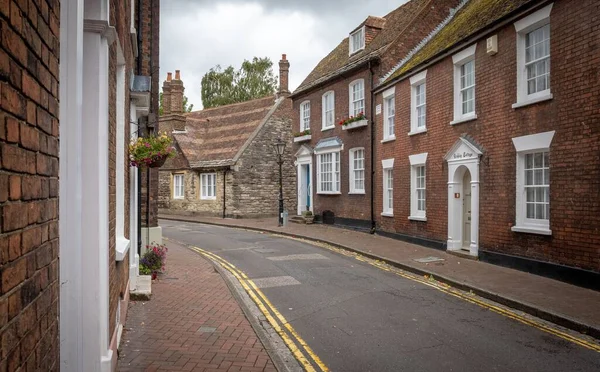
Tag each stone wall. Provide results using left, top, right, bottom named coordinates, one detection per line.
left=0, top=1, right=60, bottom=369
left=233, top=98, right=297, bottom=217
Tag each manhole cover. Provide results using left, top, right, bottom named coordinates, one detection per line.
left=197, top=326, right=217, bottom=333
left=413, top=256, right=445, bottom=263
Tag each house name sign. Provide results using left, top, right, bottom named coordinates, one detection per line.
left=452, top=151, right=476, bottom=160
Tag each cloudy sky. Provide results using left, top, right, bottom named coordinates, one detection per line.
left=160, top=0, right=408, bottom=110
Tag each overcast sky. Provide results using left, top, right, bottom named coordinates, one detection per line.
left=160, top=0, right=408, bottom=110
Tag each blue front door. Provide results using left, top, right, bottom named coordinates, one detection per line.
left=305, top=164, right=311, bottom=210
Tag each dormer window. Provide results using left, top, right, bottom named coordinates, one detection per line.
left=349, top=27, right=365, bottom=55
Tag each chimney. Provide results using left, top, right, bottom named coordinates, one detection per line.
left=170, top=69, right=184, bottom=114
left=278, top=54, right=290, bottom=97
left=162, top=72, right=172, bottom=115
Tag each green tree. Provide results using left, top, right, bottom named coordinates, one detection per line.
left=201, top=57, right=277, bottom=109
left=158, top=92, right=194, bottom=115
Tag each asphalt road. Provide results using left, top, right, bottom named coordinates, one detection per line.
left=160, top=220, right=600, bottom=372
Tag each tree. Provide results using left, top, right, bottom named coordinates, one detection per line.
left=201, top=57, right=278, bottom=109
left=158, top=92, right=194, bottom=115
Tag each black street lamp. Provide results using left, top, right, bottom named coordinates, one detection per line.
left=273, top=139, right=286, bottom=227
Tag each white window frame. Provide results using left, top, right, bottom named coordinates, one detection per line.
left=349, top=148, right=365, bottom=194
left=173, top=174, right=184, bottom=199
left=349, top=26, right=365, bottom=55
left=322, top=91, right=335, bottom=130
left=349, top=79, right=365, bottom=117
left=315, top=146, right=342, bottom=195
left=382, top=87, right=395, bottom=142
left=381, top=158, right=394, bottom=217
left=451, top=44, right=477, bottom=124
left=200, top=173, right=217, bottom=200
left=409, top=153, right=428, bottom=221
left=300, top=101, right=310, bottom=131
left=409, top=70, right=427, bottom=135
left=511, top=131, right=555, bottom=235
left=513, top=3, right=553, bottom=108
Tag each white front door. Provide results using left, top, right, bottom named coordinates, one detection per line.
left=296, top=155, right=313, bottom=216
left=462, top=171, right=472, bottom=250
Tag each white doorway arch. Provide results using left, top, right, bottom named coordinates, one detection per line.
left=445, top=137, right=483, bottom=256
left=295, top=145, right=314, bottom=216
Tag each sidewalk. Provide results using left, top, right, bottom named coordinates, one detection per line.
left=117, top=240, right=277, bottom=372
left=159, top=213, right=600, bottom=339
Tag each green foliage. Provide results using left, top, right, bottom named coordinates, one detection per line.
left=129, top=132, right=176, bottom=167
left=201, top=57, right=278, bottom=109
left=158, top=92, right=194, bottom=116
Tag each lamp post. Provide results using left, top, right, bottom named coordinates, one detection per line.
left=273, top=139, right=286, bottom=227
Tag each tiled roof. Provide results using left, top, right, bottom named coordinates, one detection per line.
left=293, top=0, right=429, bottom=95
left=173, top=96, right=280, bottom=169
left=381, top=0, right=535, bottom=85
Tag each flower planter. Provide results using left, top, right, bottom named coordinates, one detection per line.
left=294, top=134, right=312, bottom=143
left=148, top=155, right=168, bottom=168
left=342, top=119, right=368, bottom=130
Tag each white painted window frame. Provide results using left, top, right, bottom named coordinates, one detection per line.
left=322, top=91, right=335, bottom=130
left=511, top=131, right=555, bottom=235
left=349, top=26, right=365, bottom=55
left=409, top=153, right=428, bottom=221
left=315, top=146, right=342, bottom=195
left=349, top=79, right=365, bottom=117
left=381, top=158, right=394, bottom=217
left=173, top=174, right=185, bottom=199
left=409, top=70, right=427, bottom=135
left=451, top=44, right=477, bottom=124
left=300, top=100, right=311, bottom=131
left=349, top=147, right=365, bottom=194
left=382, top=87, right=395, bottom=141
left=513, top=3, right=554, bottom=108
left=201, top=173, right=217, bottom=200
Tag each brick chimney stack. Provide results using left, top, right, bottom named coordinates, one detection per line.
left=170, top=69, right=184, bottom=114
left=278, top=54, right=290, bottom=97
left=162, top=72, right=172, bottom=115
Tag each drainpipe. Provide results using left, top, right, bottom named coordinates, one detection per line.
left=222, top=169, right=228, bottom=218
left=368, top=60, right=376, bottom=234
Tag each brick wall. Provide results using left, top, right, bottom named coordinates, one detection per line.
left=374, top=0, right=600, bottom=272
left=0, top=1, right=60, bottom=370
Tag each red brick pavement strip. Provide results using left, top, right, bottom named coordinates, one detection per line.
left=117, top=241, right=278, bottom=372
left=159, top=214, right=600, bottom=339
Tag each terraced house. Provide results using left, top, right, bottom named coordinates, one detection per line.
left=372, top=0, right=599, bottom=285
left=1, top=0, right=159, bottom=370
left=290, top=0, right=465, bottom=229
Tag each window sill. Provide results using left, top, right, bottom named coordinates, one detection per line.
left=321, top=127, right=334, bottom=132
left=450, top=114, right=477, bottom=126
left=512, top=93, right=553, bottom=109
left=200, top=197, right=217, bottom=201
left=294, top=134, right=312, bottom=143
left=408, top=128, right=427, bottom=136
left=348, top=191, right=365, bottom=195
left=408, top=215, right=427, bottom=222
left=381, top=212, right=394, bottom=217
left=173, top=197, right=184, bottom=200
left=317, top=191, right=341, bottom=195
left=381, top=136, right=396, bottom=143
left=511, top=225, right=552, bottom=236
left=116, top=237, right=131, bottom=262
left=342, top=119, right=368, bottom=131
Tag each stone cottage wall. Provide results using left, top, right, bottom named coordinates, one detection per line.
left=232, top=99, right=297, bottom=217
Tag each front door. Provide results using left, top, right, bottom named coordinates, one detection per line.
left=462, top=171, right=472, bottom=250
left=305, top=164, right=311, bottom=211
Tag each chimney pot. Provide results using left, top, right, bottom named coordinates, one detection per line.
left=175, top=70, right=181, bottom=80
left=282, top=54, right=286, bottom=60
left=167, top=72, right=172, bottom=82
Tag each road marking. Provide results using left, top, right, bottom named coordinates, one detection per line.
left=177, top=242, right=329, bottom=372
left=252, top=276, right=302, bottom=289
left=271, top=235, right=600, bottom=353
left=267, top=253, right=329, bottom=261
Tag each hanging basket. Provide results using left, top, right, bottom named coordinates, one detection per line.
left=148, top=155, right=168, bottom=168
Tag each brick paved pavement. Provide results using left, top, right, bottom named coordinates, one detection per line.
left=117, top=240, right=277, bottom=372
left=159, top=214, right=600, bottom=339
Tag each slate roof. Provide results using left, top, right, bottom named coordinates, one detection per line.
left=381, top=0, right=536, bottom=85
left=292, top=0, right=429, bottom=96
left=173, top=95, right=280, bottom=169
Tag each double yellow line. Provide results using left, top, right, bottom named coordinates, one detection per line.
left=275, top=235, right=600, bottom=353
left=187, top=244, right=329, bottom=372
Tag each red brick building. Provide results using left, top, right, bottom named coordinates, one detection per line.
left=290, top=0, right=463, bottom=229
left=0, top=0, right=159, bottom=370
left=373, top=0, right=599, bottom=284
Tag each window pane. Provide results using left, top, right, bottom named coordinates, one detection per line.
left=527, top=203, right=535, bottom=218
